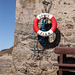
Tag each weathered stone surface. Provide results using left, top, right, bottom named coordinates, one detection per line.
left=66, top=24, right=74, bottom=29
left=72, top=17, right=75, bottom=22
left=29, top=62, right=38, bottom=67
left=51, top=53, right=58, bottom=61
left=0, top=55, right=14, bottom=75
left=12, top=0, right=75, bottom=75
left=65, top=31, right=72, bottom=36
left=67, top=36, right=75, bottom=43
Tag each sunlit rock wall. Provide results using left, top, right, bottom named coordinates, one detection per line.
left=12, top=0, right=75, bottom=75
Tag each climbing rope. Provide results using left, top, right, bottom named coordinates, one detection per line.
left=32, top=18, right=48, bottom=57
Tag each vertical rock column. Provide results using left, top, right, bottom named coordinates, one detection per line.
left=12, top=0, right=75, bottom=75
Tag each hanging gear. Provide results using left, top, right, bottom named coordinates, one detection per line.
left=33, top=13, right=57, bottom=37
left=42, top=0, right=50, bottom=6
left=32, top=17, right=61, bottom=56
left=32, top=1, right=60, bottom=56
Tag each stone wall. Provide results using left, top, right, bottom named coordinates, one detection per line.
left=12, top=0, right=75, bottom=75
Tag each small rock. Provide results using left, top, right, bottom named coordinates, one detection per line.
left=51, top=53, right=57, bottom=61
left=65, top=32, right=72, bottom=36
left=64, top=2, right=67, bottom=5
left=40, top=64, right=47, bottom=71
left=67, top=37, right=75, bottom=43
left=72, top=17, right=75, bottom=22
left=35, top=73, right=41, bottom=75
left=21, top=38, right=26, bottom=41
left=29, top=63, right=38, bottom=67
left=66, top=24, right=74, bottom=29
left=28, top=73, right=33, bottom=75
left=19, top=68, right=26, bottom=73
left=26, top=54, right=32, bottom=60
left=64, top=12, right=67, bottom=14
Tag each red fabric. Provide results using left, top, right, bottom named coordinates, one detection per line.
left=33, top=17, right=39, bottom=33
left=33, top=16, right=57, bottom=33
left=50, top=16, right=57, bottom=32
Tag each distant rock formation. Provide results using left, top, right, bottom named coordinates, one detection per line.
left=0, top=46, right=13, bottom=56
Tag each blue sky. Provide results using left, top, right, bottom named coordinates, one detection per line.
left=0, top=0, right=16, bottom=51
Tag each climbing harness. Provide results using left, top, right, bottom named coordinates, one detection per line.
left=33, top=13, right=57, bottom=37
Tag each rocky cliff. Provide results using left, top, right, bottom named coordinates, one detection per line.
left=12, top=0, right=75, bottom=75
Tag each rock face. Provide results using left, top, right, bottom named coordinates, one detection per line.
left=0, top=55, right=13, bottom=75
left=12, top=0, right=75, bottom=75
